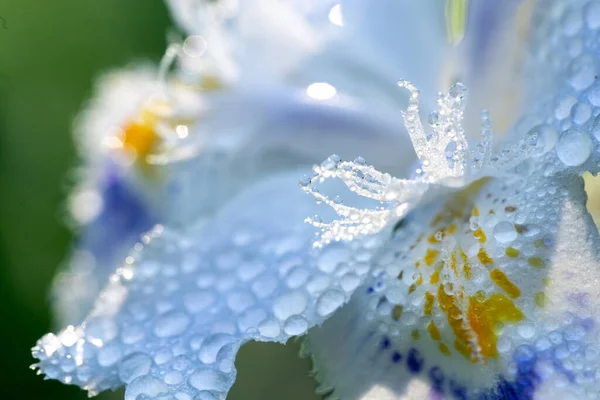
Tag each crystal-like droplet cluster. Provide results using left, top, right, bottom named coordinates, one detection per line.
left=302, top=81, right=551, bottom=247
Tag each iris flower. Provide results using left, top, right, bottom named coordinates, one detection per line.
left=32, top=0, right=600, bottom=399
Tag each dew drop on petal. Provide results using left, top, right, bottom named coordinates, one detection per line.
left=316, top=290, right=345, bottom=317
left=493, top=221, right=518, bottom=243
left=188, top=368, right=229, bottom=392
left=258, top=319, right=280, bottom=338
left=118, top=353, right=153, bottom=384
left=125, top=376, right=168, bottom=400
left=556, top=128, right=593, bottom=166
left=567, top=54, right=598, bottom=90
left=199, top=334, right=235, bottom=364
left=97, top=344, right=122, bottom=367
left=154, top=311, right=190, bottom=338
left=284, top=315, right=309, bottom=336
left=273, top=291, right=307, bottom=321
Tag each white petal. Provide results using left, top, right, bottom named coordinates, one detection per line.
left=304, top=168, right=600, bottom=399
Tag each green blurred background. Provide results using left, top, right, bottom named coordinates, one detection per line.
left=0, top=1, right=317, bottom=398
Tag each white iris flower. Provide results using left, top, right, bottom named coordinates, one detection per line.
left=32, top=1, right=600, bottom=400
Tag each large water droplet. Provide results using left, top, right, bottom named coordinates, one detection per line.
left=199, top=334, right=236, bottom=364
left=556, top=129, right=593, bottom=166
left=118, top=353, right=153, bottom=384
left=258, top=319, right=280, bottom=338
left=493, top=221, right=518, bottom=243
left=154, top=311, right=190, bottom=338
left=585, top=1, right=600, bottom=29
left=97, top=344, right=122, bottom=367
left=125, top=376, right=168, bottom=400
left=316, top=290, right=345, bottom=317
left=273, top=291, right=307, bottom=320
left=284, top=316, right=309, bottom=336
left=188, top=368, right=229, bottom=392
left=567, top=55, right=598, bottom=91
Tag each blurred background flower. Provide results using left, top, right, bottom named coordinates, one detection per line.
left=0, top=1, right=317, bottom=399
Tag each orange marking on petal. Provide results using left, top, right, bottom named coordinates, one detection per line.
left=447, top=223, right=457, bottom=235
left=424, top=292, right=435, bottom=315
left=409, top=284, right=417, bottom=294
left=477, top=248, right=493, bottom=265
left=490, top=269, right=521, bottom=299
left=472, top=207, right=480, bottom=217
left=451, top=252, right=458, bottom=276
left=430, top=269, right=441, bottom=284
left=428, top=321, right=442, bottom=340
left=474, top=227, right=487, bottom=243
left=439, top=343, right=452, bottom=356
left=505, top=247, right=520, bottom=258
left=438, top=285, right=475, bottom=360
left=424, top=249, right=439, bottom=266
left=467, top=294, right=524, bottom=359
left=528, top=257, right=545, bottom=268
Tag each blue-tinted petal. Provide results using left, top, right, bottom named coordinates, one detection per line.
left=32, top=170, right=385, bottom=398
left=513, top=0, right=600, bottom=175
left=53, top=169, right=155, bottom=325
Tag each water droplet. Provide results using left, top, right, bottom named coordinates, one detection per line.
left=258, top=319, right=280, bottom=338
left=493, top=221, right=518, bottom=243
left=585, top=1, right=600, bottom=29
left=164, top=371, right=183, bottom=385
left=125, top=376, right=168, bottom=400
left=97, top=344, right=122, bottom=367
left=188, top=368, right=229, bottom=392
left=194, top=391, right=219, bottom=400
left=316, top=290, right=345, bottom=317
left=317, top=245, right=350, bottom=273
left=199, top=334, right=236, bottom=364
left=284, top=316, right=309, bottom=336
left=556, top=129, right=593, bottom=166
left=299, top=175, right=312, bottom=187
left=567, top=55, right=598, bottom=91
left=428, top=111, right=440, bottom=126
left=154, top=311, right=190, bottom=338
left=119, top=353, right=152, bottom=384
left=570, top=102, right=591, bottom=124
left=273, top=291, right=307, bottom=320
left=518, top=323, right=536, bottom=339
left=86, top=317, right=118, bottom=343
left=448, top=82, right=467, bottom=108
